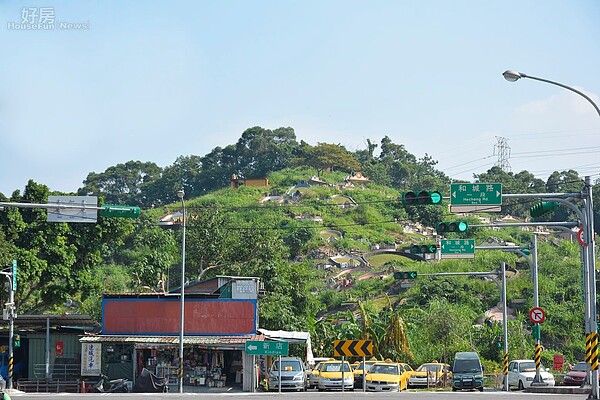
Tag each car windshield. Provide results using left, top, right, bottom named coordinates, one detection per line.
left=322, top=363, right=352, bottom=372
left=573, top=362, right=589, bottom=372
left=355, top=361, right=376, bottom=371
left=370, top=364, right=399, bottom=375
left=454, top=359, right=480, bottom=373
left=518, top=361, right=548, bottom=372
left=402, top=364, right=414, bottom=371
left=418, top=364, right=443, bottom=373
left=272, top=360, right=302, bottom=371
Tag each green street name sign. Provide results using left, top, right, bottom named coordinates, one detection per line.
left=450, top=183, right=502, bottom=212
left=245, top=340, right=289, bottom=356
left=441, top=239, right=475, bottom=259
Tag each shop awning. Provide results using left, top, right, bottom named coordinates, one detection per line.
left=79, top=334, right=265, bottom=350
left=257, top=328, right=314, bottom=364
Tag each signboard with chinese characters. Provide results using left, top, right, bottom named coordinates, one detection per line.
left=245, top=340, right=289, bottom=356
left=450, top=183, right=502, bottom=212
left=81, top=343, right=102, bottom=376
left=441, top=239, right=475, bottom=259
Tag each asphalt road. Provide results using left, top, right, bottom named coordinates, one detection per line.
left=5, top=390, right=591, bottom=400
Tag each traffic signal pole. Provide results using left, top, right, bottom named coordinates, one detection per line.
left=582, top=177, right=598, bottom=399
left=0, top=266, right=16, bottom=390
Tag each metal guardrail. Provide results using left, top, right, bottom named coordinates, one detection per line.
left=33, top=363, right=80, bottom=379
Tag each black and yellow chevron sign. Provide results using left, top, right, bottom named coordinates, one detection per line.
left=333, top=340, right=373, bottom=357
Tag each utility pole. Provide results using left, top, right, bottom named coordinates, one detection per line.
left=1, top=261, right=17, bottom=390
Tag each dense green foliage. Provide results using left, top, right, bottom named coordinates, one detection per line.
left=0, top=126, right=597, bottom=370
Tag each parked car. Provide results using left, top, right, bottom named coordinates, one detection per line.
left=352, top=359, right=378, bottom=389
left=268, top=356, right=307, bottom=392
left=408, top=362, right=451, bottom=388
left=399, top=362, right=414, bottom=380
left=317, top=360, right=354, bottom=391
left=563, top=362, right=590, bottom=386
left=307, top=361, right=324, bottom=389
left=452, top=352, right=484, bottom=392
left=507, top=359, right=555, bottom=389
left=365, top=361, right=410, bottom=392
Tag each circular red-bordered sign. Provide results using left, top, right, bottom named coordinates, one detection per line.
left=577, top=228, right=588, bottom=247
left=529, top=307, right=546, bottom=324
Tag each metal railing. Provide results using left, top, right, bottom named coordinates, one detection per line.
left=33, top=363, right=80, bottom=379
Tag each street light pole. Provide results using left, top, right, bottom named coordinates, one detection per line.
left=177, top=190, right=186, bottom=394
left=503, top=70, right=599, bottom=399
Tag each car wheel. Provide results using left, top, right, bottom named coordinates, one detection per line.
left=318, top=388, right=324, bottom=392
left=478, top=387, right=484, bottom=392
left=452, top=387, right=457, bottom=392
left=518, top=380, right=524, bottom=390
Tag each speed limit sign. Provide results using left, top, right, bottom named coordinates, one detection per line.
left=529, top=307, right=546, bottom=324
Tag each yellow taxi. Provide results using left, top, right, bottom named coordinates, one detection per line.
left=408, top=362, right=451, bottom=388
left=307, top=362, right=324, bottom=389
left=352, top=359, right=378, bottom=389
left=317, top=360, right=354, bottom=391
left=365, top=361, right=411, bottom=392
left=399, top=362, right=414, bottom=378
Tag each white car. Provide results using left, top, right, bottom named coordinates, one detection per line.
left=507, top=359, right=555, bottom=390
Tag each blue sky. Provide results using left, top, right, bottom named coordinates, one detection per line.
left=1, top=0, right=599, bottom=195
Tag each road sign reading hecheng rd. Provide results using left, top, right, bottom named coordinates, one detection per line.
left=441, top=239, right=475, bottom=259
left=450, top=183, right=502, bottom=212
left=245, top=340, right=289, bottom=356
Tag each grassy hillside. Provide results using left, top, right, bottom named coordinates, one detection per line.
left=164, top=167, right=586, bottom=369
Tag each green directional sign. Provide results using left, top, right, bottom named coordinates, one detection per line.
left=450, top=183, right=502, bottom=212
left=245, top=340, right=289, bottom=356
left=441, top=239, right=475, bottom=259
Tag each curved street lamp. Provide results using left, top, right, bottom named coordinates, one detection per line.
left=502, top=70, right=600, bottom=117
left=177, top=189, right=186, bottom=393
left=503, top=70, right=599, bottom=399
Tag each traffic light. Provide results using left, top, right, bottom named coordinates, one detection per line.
left=99, top=205, right=141, bottom=219
left=436, top=221, right=469, bottom=233
left=496, top=335, right=503, bottom=349
left=393, top=271, right=418, bottom=280
left=14, top=334, right=20, bottom=348
left=410, top=244, right=436, bottom=254
left=402, top=190, right=443, bottom=206
left=530, top=201, right=558, bottom=218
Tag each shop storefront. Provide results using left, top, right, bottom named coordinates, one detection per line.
left=81, top=276, right=262, bottom=392
left=80, top=334, right=261, bottom=390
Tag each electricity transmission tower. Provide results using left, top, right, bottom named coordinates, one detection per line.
left=494, top=136, right=511, bottom=172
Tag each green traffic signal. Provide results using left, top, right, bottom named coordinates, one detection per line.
left=410, top=244, right=436, bottom=254
left=530, top=201, right=558, bottom=218
left=14, top=333, right=20, bottom=348
left=402, top=190, right=443, bottom=206
left=437, top=221, right=469, bottom=233
left=99, top=205, right=141, bottom=219
left=393, top=271, right=418, bottom=280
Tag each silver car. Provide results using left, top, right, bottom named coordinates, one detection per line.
left=268, top=357, right=307, bottom=392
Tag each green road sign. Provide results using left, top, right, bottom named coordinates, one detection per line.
left=245, top=340, right=289, bottom=356
left=441, top=239, right=475, bottom=259
left=450, top=183, right=502, bottom=212
left=532, top=325, right=541, bottom=340
left=12, top=260, right=17, bottom=291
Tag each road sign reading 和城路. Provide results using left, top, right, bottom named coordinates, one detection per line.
left=450, top=183, right=502, bottom=212
left=245, top=340, right=289, bottom=356
left=440, top=239, right=475, bottom=259
left=333, top=340, right=373, bottom=357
